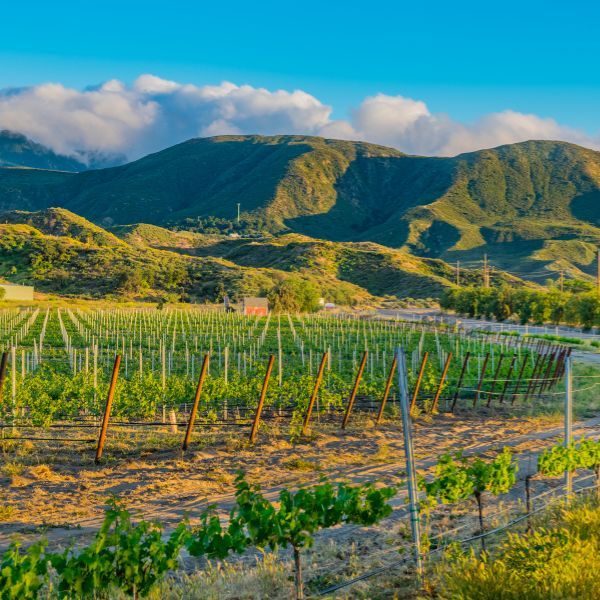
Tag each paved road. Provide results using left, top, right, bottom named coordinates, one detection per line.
left=376, top=308, right=600, bottom=366
left=377, top=308, right=600, bottom=343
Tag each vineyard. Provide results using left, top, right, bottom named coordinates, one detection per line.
left=0, top=305, right=595, bottom=598
left=0, top=306, right=569, bottom=454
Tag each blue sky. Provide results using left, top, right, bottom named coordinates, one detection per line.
left=1, top=0, right=599, bottom=159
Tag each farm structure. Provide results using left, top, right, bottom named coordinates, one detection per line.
left=1, top=304, right=592, bottom=600
left=242, top=296, right=269, bottom=316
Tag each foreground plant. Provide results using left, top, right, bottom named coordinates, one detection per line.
left=52, top=500, right=189, bottom=599
left=437, top=499, right=600, bottom=600
left=0, top=540, right=49, bottom=600
left=187, top=473, right=397, bottom=599
left=420, top=448, right=518, bottom=550
left=538, top=437, right=600, bottom=501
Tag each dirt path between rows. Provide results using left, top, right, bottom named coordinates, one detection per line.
left=2, top=409, right=598, bottom=552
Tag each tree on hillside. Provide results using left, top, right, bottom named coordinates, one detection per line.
left=573, top=292, right=600, bottom=330
left=268, top=279, right=320, bottom=313
left=115, top=267, right=147, bottom=294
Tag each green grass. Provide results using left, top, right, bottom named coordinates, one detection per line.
left=435, top=496, right=600, bottom=599
left=523, top=333, right=585, bottom=345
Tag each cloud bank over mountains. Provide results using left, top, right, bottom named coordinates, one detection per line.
left=0, top=74, right=597, bottom=163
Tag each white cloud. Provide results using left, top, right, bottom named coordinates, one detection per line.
left=0, top=75, right=597, bottom=163
left=328, top=94, right=600, bottom=156
left=0, top=76, right=332, bottom=163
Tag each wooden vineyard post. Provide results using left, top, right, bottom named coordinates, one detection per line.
left=537, top=350, right=555, bottom=395
left=409, top=352, right=429, bottom=413
left=536, top=350, right=548, bottom=393
left=557, top=347, right=572, bottom=380
left=523, top=353, right=542, bottom=403
left=249, top=355, right=275, bottom=444
left=301, top=352, right=328, bottom=436
left=550, top=348, right=566, bottom=388
left=451, top=352, right=470, bottom=412
left=182, top=354, right=209, bottom=451
left=341, top=350, right=368, bottom=430
left=95, top=355, right=121, bottom=464
left=375, top=355, right=397, bottom=426
left=499, top=354, right=517, bottom=404
left=430, top=352, right=452, bottom=414
left=472, top=352, right=490, bottom=407
left=525, top=474, right=533, bottom=532
left=511, top=354, right=529, bottom=405
left=486, top=353, right=504, bottom=408
left=544, top=349, right=561, bottom=393
left=10, top=347, right=15, bottom=419
left=0, top=351, right=8, bottom=405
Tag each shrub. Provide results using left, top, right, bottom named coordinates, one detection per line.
left=437, top=502, right=600, bottom=599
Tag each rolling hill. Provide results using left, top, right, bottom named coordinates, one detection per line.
left=1, top=134, right=600, bottom=293
left=1, top=208, right=484, bottom=302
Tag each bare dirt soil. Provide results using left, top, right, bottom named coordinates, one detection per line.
left=2, top=405, right=597, bottom=553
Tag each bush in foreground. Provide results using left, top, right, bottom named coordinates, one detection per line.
left=436, top=499, right=600, bottom=599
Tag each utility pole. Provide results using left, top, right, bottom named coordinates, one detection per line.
left=237, top=203, right=241, bottom=225
left=456, top=260, right=460, bottom=287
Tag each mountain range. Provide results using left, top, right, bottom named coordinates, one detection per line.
left=0, top=130, right=125, bottom=172
left=1, top=132, right=600, bottom=301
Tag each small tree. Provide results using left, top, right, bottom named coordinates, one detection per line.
left=420, top=449, right=518, bottom=551
left=268, top=279, right=320, bottom=313
left=577, top=438, right=600, bottom=500
left=467, top=448, right=518, bottom=549
left=188, top=473, right=396, bottom=599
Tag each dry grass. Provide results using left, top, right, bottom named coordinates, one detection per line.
left=156, top=555, right=292, bottom=600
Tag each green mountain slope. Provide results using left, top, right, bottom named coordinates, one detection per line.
left=2, top=135, right=600, bottom=283
left=0, top=166, right=73, bottom=211
left=57, top=135, right=404, bottom=228
left=110, top=224, right=525, bottom=298
left=0, top=130, right=87, bottom=171
left=0, top=209, right=298, bottom=301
